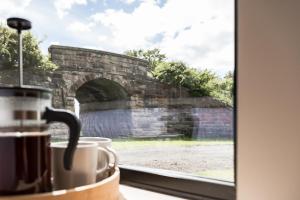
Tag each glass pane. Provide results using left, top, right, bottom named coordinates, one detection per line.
left=0, top=0, right=234, bottom=183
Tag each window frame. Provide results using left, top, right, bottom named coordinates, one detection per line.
left=118, top=0, right=237, bottom=199
left=119, top=165, right=235, bottom=200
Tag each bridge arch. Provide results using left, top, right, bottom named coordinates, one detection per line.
left=69, top=73, right=130, bottom=97
left=75, top=77, right=129, bottom=104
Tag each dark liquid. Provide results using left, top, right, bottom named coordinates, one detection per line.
left=0, top=134, right=51, bottom=195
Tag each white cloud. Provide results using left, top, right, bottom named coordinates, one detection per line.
left=119, top=0, right=136, bottom=4
left=67, top=21, right=92, bottom=33
left=54, top=0, right=88, bottom=18
left=89, top=0, right=234, bottom=75
left=50, top=41, right=60, bottom=45
left=97, top=35, right=108, bottom=42
left=0, top=0, right=32, bottom=21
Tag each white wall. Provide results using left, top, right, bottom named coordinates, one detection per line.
left=237, top=0, right=300, bottom=199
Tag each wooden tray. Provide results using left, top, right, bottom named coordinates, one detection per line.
left=0, top=169, right=120, bottom=200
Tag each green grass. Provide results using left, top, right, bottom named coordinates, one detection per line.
left=112, top=138, right=233, bottom=150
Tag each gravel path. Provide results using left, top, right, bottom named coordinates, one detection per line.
left=116, top=144, right=234, bottom=181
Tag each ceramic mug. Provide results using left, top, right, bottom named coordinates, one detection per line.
left=80, top=137, right=119, bottom=180
left=51, top=141, right=110, bottom=190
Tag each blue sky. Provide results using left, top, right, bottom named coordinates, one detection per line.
left=0, top=0, right=234, bottom=77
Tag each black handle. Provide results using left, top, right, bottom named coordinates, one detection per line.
left=42, top=107, right=81, bottom=170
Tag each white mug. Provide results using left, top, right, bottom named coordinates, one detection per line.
left=80, top=137, right=119, bottom=180
left=51, top=141, right=110, bottom=190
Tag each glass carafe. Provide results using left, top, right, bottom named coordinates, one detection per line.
left=0, top=86, right=81, bottom=195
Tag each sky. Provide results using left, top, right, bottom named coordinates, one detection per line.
left=0, top=0, right=234, bottom=77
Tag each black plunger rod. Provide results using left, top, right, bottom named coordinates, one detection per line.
left=7, top=18, right=32, bottom=87
left=18, top=30, right=23, bottom=86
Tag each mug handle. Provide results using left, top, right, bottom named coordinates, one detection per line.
left=96, top=147, right=110, bottom=175
left=42, top=107, right=81, bottom=170
left=106, top=147, right=119, bottom=170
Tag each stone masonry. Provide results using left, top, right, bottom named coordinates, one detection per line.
left=0, top=45, right=233, bottom=139
left=80, top=98, right=233, bottom=139
left=48, top=45, right=190, bottom=111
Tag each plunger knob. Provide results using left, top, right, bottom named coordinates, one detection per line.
left=7, top=17, right=31, bottom=33
left=7, top=17, right=32, bottom=87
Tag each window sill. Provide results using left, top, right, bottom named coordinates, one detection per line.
left=119, top=165, right=235, bottom=200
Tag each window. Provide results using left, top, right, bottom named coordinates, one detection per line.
left=0, top=0, right=235, bottom=199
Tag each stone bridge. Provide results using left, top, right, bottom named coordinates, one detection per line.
left=0, top=45, right=233, bottom=139
left=48, top=45, right=189, bottom=111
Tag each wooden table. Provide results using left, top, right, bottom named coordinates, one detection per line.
left=0, top=169, right=184, bottom=200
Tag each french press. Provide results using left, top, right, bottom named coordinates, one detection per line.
left=0, top=18, right=81, bottom=195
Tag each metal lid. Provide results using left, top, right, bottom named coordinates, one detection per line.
left=7, top=18, right=32, bottom=32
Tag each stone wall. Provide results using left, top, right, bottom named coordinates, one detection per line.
left=80, top=107, right=233, bottom=139
left=79, top=97, right=233, bottom=139
left=192, top=108, right=233, bottom=138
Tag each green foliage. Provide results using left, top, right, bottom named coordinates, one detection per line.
left=0, top=25, right=57, bottom=71
left=125, top=48, right=233, bottom=105
left=154, top=62, right=226, bottom=98
left=153, top=61, right=188, bottom=86
left=125, top=48, right=166, bottom=74
left=186, top=69, right=220, bottom=97
left=212, top=79, right=233, bottom=105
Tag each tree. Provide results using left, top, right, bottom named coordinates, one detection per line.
left=223, top=71, right=234, bottom=98
left=187, top=69, right=219, bottom=97
left=210, top=71, right=234, bottom=105
left=124, top=48, right=166, bottom=74
left=125, top=48, right=233, bottom=105
left=0, top=25, right=57, bottom=71
left=153, top=61, right=219, bottom=97
left=153, top=61, right=188, bottom=86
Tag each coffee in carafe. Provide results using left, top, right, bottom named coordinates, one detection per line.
left=0, top=133, right=51, bottom=194
left=0, top=18, right=81, bottom=195
left=0, top=87, right=81, bottom=195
